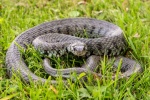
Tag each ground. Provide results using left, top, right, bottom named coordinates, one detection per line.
left=0, top=0, right=150, bottom=99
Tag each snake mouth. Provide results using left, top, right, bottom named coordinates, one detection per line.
left=73, top=51, right=87, bottom=56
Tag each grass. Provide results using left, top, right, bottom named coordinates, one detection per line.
left=0, top=0, right=150, bottom=99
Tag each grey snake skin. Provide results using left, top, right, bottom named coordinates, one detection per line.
left=5, top=18, right=142, bottom=84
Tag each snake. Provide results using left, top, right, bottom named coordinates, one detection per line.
left=5, top=18, right=142, bottom=84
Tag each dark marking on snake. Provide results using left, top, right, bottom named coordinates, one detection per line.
left=65, top=25, right=70, bottom=34
left=57, top=27, right=61, bottom=33
left=90, top=26, right=96, bottom=34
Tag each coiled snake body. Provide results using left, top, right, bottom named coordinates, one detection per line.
left=5, top=18, right=142, bottom=84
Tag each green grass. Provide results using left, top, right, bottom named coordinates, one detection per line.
left=1, top=0, right=150, bottom=99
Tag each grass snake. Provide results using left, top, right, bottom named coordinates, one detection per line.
left=5, top=18, right=142, bottom=84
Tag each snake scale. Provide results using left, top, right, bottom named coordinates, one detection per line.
left=5, top=18, right=142, bottom=84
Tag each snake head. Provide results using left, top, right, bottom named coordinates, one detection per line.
left=67, top=42, right=87, bottom=56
